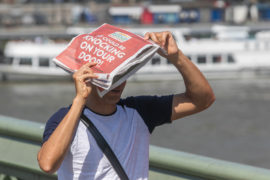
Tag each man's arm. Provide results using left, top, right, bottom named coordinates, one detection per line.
left=144, top=32, right=215, bottom=121
left=170, top=50, right=215, bottom=120
left=37, top=62, right=98, bottom=174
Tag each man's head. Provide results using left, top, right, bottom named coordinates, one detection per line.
left=91, top=81, right=127, bottom=106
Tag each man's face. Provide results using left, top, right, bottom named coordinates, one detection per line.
left=101, top=81, right=127, bottom=105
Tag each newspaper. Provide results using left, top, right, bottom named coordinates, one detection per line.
left=53, top=23, right=160, bottom=97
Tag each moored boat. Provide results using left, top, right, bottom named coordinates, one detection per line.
left=1, top=26, right=269, bottom=81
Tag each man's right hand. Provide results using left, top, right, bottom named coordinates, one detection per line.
left=72, top=62, right=98, bottom=104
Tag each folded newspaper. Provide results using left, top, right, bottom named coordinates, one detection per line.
left=53, top=23, right=160, bottom=97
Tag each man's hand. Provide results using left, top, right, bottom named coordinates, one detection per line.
left=72, top=62, right=98, bottom=104
left=144, top=31, right=180, bottom=64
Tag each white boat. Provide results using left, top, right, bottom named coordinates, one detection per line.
left=1, top=25, right=269, bottom=81
left=127, top=25, right=270, bottom=80
left=0, top=41, right=69, bottom=80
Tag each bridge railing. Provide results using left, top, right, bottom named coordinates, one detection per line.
left=1, top=115, right=270, bottom=180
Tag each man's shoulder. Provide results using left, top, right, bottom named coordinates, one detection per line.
left=49, top=106, right=70, bottom=122
left=45, top=106, right=70, bottom=129
left=118, top=95, right=155, bottom=105
left=118, top=95, right=173, bottom=108
left=43, top=106, right=70, bottom=143
left=55, top=106, right=70, bottom=115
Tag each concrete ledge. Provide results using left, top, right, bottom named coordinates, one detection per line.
left=1, top=115, right=270, bottom=180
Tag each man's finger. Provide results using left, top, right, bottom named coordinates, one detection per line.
left=144, top=32, right=150, bottom=40
left=80, top=62, right=97, bottom=71
left=83, top=62, right=98, bottom=68
left=79, top=73, right=98, bottom=82
left=161, top=31, right=170, bottom=47
left=77, top=62, right=98, bottom=74
left=149, top=32, right=159, bottom=44
left=82, top=69, right=94, bottom=75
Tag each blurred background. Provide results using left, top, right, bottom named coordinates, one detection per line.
left=0, top=0, right=270, bottom=171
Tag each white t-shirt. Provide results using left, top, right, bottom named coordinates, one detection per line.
left=43, top=95, right=173, bottom=180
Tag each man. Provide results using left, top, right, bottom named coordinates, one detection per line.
left=38, top=31, right=215, bottom=180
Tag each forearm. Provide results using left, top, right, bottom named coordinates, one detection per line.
left=172, top=50, right=215, bottom=109
left=38, top=96, right=85, bottom=173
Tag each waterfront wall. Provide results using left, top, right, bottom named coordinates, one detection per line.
left=1, top=115, right=270, bottom=180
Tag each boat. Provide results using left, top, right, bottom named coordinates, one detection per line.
left=0, top=40, right=69, bottom=80
left=0, top=25, right=269, bottom=81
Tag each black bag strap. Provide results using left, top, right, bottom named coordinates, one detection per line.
left=81, top=113, right=129, bottom=180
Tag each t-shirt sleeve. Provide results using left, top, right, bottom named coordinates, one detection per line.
left=118, top=95, right=173, bottom=133
left=42, top=107, right=69, bottom=144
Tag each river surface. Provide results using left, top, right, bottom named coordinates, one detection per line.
left=0, top=77, right=270, bottom=169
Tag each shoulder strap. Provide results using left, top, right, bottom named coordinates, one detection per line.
left=81, top=113, right=129, bottom=180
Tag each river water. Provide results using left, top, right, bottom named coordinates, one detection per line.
left=0, top=77, right=270, bottom=169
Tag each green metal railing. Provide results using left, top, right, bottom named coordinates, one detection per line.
left=1, top=115, right=270, bottom=180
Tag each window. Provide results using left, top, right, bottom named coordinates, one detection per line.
left=227, top=55, right=235, bottom=63
left=2, top=57, right=13, bottom=64
left=151, top=57, right=161, bottom=65
left=213, top=55, right=222, bottom=63
left=197, top=55, right=206, bottom=64
left=39, top=57, right=50, bottom=67
left=19, top=58, right=32, bottom=65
